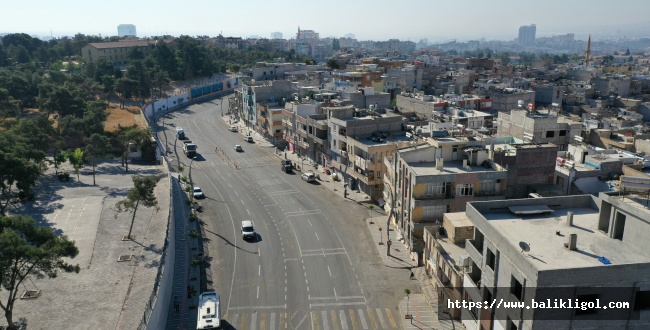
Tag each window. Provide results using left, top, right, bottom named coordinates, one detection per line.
left=456, top=184, right=474, bottom=196
left=546, top=130, right=555, bottom=138
left=510, top=276, right=523, bottom=301
left=480, top=180, right=496, bottom=193
left=425, top=182, right=445, bottom=195
left=559, top=130, right=566, bottom=136
left=575, top=294, right=599, bottom=315
left=486, top=249, right=496, bottom=270
left=423, top=205, right=446, bottom=219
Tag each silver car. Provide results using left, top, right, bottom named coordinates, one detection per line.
left=193, top=187, right=205, bottom=199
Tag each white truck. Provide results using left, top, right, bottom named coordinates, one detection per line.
left=183, top=141, right=197, bottom=158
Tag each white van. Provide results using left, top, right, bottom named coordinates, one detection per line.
left=197, top=292, right=220, bottom=329
left=241, top=220, right=255, bottom=240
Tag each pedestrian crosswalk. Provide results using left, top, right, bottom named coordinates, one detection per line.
left=224, top=307, right=399, bottom=330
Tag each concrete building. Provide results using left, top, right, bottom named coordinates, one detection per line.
left=590, top=75, right=632, bottom=98
left=387, top=138, right=507, bottom=260
left=327, top=106, right=409, bottom=199
left=423, top=212, right=474, bottom=319
left=496, top=109, right=582, bottom=151
left=533, top=84, right=562, bottom=107
left=486, top=88, right=536, bottom=113
left=80, top=39, right=171, bottom=67
left=491, top=142, right=561, bottom=198
left=242, top=80, right=293, bottom=130
left=461, top=194, right=650, bottom=330
left=517, top=24, right=536, bottom=46
left=117, top=24, right=136, bottom=37
left=270, top=32, right=283, bottom=39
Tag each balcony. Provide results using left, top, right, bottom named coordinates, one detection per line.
left=466, top=239, right=483, bottom=266
left=312, top=135, right=327, bottom=145
left=272, top=121, right=283, bottom=127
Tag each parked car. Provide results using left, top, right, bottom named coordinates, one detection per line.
left=301, top=172, right=316, bottom=182
left=244, top=136, right=253, bottom=143
left=241, top=220, right=255, bottom=240
left=230, top=126, right=238, bottom=132
left=193, top=187, right=205, bottom=199
left=234, top=145, right=243, bottom=152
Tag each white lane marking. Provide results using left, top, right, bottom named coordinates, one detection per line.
left=228, top=183, right=232, bottom=188
left=241, top=199, right=245, bottom=205
left=375, top=308, right=387, bottom=329
left=308, top=219, right=312, bottom=226
left=247, top=209, right=251, bottom=216
left=322, top=310, right=329, bottom=330
left=339, top=310, right=348, bottom=330
left=328, top=265, right=332, bottom=277
left=315, top=233, right=320, bottom=241
left=358, top=309, right=368, bottom=329
left=259, top=264, right=261, bottom=276
left=234, top=190, right=239, bottom=196
left=257, top=285, right=260, bottom=299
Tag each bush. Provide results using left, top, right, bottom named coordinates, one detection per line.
left=188, top=230, right=200, bottom=239
left=57, top=173, right=70, bottom=182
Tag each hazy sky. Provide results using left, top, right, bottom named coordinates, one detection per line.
left=2, top=0, right=649, bottom=41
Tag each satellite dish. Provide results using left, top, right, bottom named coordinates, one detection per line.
left=519, top=241, right=530, bottom=253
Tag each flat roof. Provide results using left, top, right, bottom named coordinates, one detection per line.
left=410, top=160, right=501, bottom=176
left=483, top=207, right=650, bottom=270
left=444, top=212, right=473, bottom=228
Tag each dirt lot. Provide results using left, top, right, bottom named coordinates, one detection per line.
left=104, top=103, right=148, bottom=132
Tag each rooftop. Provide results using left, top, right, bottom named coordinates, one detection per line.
left=480, top=205, right=650, bottom=271
left=410, top=160, right=500, bottom=176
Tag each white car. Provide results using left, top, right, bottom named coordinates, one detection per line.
left=301, top=172, right=316, bottom=182
left=241, top=220, right=255, bottom=240
left=193, top=187, right=205, bottom=199
left=234, top=145, right=243, bottom=152
left=244, top=136, right=253, bottom=143
left=230, top=126, right=238, bottom=132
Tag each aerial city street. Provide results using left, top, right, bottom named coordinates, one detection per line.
left=2, top=1, right=650, bottom=329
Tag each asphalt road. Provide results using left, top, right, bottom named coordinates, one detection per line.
left=161, top=97, right=413, bottom=330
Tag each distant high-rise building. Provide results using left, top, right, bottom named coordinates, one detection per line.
left=117, top=24, right=137, bottom=37
left=271, top=32, right=283, bottom=39
left=518, top=24, right=536, bottom=46
left=344, top=33, right=355, bottom=39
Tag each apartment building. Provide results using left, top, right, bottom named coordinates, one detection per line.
left=423, top=212, right=474, bottom=319
left=461, top=194, right=650, bottom=330
left=491, top=142, right=561, bottom=198
left=241, top=80, right=293, bottom=129
left=328, top=106, right=408, bottom=198
left=496, top=109, right=582, bottom=151
left=485, top=88, right=535, bottom=113
left=387, top=138, right=507, bottom=259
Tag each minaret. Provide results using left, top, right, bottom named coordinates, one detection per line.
left=297, top=26, right=301, bottom=39
left=585, top=34, right=591, bottom=67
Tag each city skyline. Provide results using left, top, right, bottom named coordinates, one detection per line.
left=2, top=0, right=650, bottom=42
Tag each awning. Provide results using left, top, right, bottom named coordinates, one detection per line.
left=508, top=205, right=553, bottom=215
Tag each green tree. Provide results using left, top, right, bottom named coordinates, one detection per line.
left=115, top=175, right=160, bottom=239
left=66, top=148, right=84, bottom=182
left=84, top=133, right=112, bottom=186
left=326, top=58, right=339, bottom=69
left=0, top=88, right=20, bottom=120
left=116, top=125, right=150, bottom=172
left=115, top=77, right=138, bottom=109
left=0, top=215, right=80, bottom=329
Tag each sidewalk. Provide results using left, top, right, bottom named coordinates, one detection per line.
left=220, top=114, right=465, bottom=330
